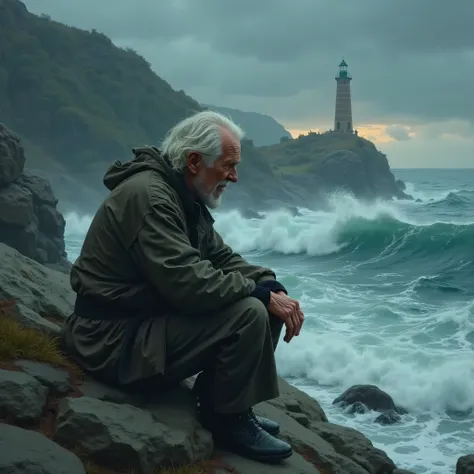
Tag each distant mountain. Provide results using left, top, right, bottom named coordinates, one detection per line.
left=202, top=104, right=292, bottom=146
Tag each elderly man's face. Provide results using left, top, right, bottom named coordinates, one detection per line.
left=187, top=128, right=240, bottom=208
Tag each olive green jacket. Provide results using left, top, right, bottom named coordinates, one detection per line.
left=64, top=147, right=277, bottom=384
left=70, top=146, right=276, bottom=315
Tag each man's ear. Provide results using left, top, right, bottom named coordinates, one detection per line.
left=187, top=152, right=202, bottom=175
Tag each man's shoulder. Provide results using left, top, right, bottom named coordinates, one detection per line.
left=115, top=168, right=179, bottom=207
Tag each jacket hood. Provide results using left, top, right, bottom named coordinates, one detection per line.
left=103, top=146, right=172, bottom=191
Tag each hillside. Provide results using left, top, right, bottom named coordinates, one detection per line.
left=0, top=0, right=408, bottom=213
left=0, top=0, right=202, bottom=176
left=202, top=104, right=292, bottom=146
left=260, top=131, right=409, bottom=201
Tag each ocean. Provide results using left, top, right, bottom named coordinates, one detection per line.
left=64, top=168, right=474, bottom=474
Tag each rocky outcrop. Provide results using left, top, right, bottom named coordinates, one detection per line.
left=0, top=123, right=70, bottom=272
left=457, top=455, right=474, bottom=474
left=0, top=243, right=74, bottom=335
left=260, top=132, right=413, bottom=206
left=0, top=241, right=449, bottom=474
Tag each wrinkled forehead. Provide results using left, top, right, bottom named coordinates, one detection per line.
left=219, top=128, right=241, bottom=162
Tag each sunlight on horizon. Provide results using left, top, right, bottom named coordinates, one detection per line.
left=287, top=123, right=408, bottom=145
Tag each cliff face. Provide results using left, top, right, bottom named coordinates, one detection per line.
left=259, top=132, right=411, bottom=202
left=0, top=123, right=70, bottom=272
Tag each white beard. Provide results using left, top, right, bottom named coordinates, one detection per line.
left=195, top=173, right=227, bottom=209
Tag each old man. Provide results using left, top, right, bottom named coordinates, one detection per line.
left=62, top=110, right=305, bottom=462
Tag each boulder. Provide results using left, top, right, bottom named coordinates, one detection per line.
left=0, top=243, right=75, bottom=334
left=0, top=423, right=86, bottom=474
left=0, top=122, right=25, bottom=187
left=14, top=360, right=74, bottom=396
left=0, top=368, right=48, bottom=424
left=54, top=396, right=214, bottom=473
left=0, top=123, right=69, bottom=270
left=457, top=455, right=474, bottom=474
left=333, top=384, right=407, bottom=415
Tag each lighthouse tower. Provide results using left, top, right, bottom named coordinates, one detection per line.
left=334, top=59, right=353, bottom=133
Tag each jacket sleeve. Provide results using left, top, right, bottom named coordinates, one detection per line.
left=206, top=226, right=277, bottom=283
left=131, top=199, right=256, bottom=313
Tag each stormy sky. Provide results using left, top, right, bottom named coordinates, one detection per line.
left=25, top=0, right=474, bottom=168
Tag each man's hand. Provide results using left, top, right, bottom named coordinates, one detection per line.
left=268, top=291, right=304, bottom=343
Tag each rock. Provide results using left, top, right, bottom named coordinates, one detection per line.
left=457, top=455, right=474, bottom=474
left=254, top=402, right=370, bottom=473
left=214, top=449, right=321, bottom=473
left=14, top=360, right=73, bottom=395
left=54, top=396, right=213, bottom=473
left=0, top=182, right=34, bottom=226
left=393, top=470, right=417, bottom=474
left=0, top=243, right=75, bottom=334
left=265, top=377, right=328, bottom=423
left=0, top=122, right=25, bottom=187
left=333, top=384, right=407, bottom=414
left=0, top=368, right=48, bottom=424
left=0, top=423, right=86, bottom=474
left=18, top=171, right=58, bottom=206
left=309, top=421, right=396, bottom=474
left=347, top=401, right=369, bottom=414
left=375, top=409, right=401, bottom=425
left=0, top=124, right=68, bottom=267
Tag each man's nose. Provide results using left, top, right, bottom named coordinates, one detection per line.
left=228, top=168, right=238, bottom=183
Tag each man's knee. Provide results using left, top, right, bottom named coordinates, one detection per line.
left=227, top=296, right=269, bottom=331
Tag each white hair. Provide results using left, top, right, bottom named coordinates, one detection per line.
left=161, top=110, right=245, bottom=171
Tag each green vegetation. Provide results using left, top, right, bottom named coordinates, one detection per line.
left=0, top=0, right=202, bottom=174
left=0, top=300, right=72, bottom=367
left=259, top=131, right=377, bottom=175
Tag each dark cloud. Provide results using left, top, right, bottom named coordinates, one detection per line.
left=24, top=0, right=474, bottom=130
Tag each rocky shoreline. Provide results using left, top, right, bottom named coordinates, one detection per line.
left=0, top=240, right=470, bottom=474
left=0, top=120, right=471, bottom=474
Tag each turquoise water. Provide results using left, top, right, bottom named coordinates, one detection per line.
left=65, top=169, right=474, bottom=474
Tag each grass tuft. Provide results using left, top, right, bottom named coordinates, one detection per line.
left=0, top=299, right=82, bottom=378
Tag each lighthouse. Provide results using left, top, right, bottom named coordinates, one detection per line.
left=334, top=59, right=353, bottom=133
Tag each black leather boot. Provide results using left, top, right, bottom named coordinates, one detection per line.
left=249, top=408, right=280, bottom=436
left=207, top=411, right=293, bottom=462
left=193, top=372, right=281, bottom=436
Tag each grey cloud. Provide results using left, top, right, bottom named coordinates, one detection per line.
left=386, top=125, right=412, bottom=141
left=24, top=0, right=474, bottom=130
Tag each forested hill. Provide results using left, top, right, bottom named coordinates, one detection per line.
left=0, top=0, right=203, bottom=175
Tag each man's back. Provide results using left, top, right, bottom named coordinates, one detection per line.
left=71, top=147, right=188, bottom=309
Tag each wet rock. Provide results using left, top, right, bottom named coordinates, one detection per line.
left=375, top=409, right=402, bottom=425
left=457, top=454, right=474, bottom=474
left=0, top=243, right=74, bottom=335
left=333, top=384, right=407, bottom=414
left=0, top=423, right=86, bottom=474
left=54, top=396, right=213, bottom=474
left=309, top=421, right=397, bottom=474
left=14, top=360, right=73, bottom=395
left=0, top=368, right=48, bottom=424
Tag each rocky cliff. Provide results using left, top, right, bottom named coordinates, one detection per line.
left=0, top=123, right=70, bottom=272
left=5, top=240, right=468, bottom=474
left=259, top=131, right=411, bottom=203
